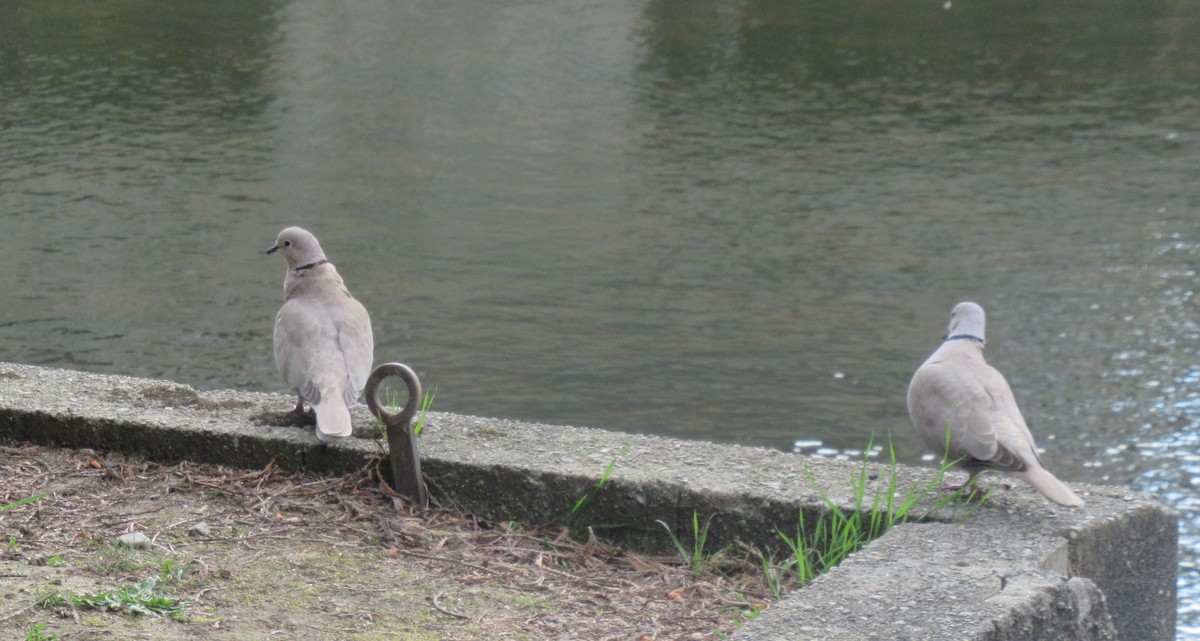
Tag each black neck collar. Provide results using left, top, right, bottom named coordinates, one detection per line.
left=293, top=259, right=329, bottom=273
left=945, top=333, right=985, bottom=344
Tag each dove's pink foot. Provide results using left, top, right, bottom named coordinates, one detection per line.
left=941, top=480, right=987, bottom=500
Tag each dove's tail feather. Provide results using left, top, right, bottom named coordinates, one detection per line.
left=1020, top=466, right=1084, bottom=507
left=314, top=401, right=353, bottom=441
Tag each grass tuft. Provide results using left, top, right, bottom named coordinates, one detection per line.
left=773, top=433, right=982, bottom=587
left=382, top=384, right=437, bottom=437
left=159, top=559, right=197, bottom=587
left=657, top=511, right=728, bottom=573
left=656, top=433, right=985, bottom=602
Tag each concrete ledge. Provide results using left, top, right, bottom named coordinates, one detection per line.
left=0, top=362, right=1177, bottom=640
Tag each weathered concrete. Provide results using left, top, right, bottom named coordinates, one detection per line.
left=0, top=362, right=1177, bottom=640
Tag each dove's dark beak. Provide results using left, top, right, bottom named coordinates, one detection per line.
left=266, top=244, right=280, bottom=255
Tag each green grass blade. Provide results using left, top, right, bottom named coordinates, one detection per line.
left=656, top=518, right=690, bottom=560
left=412, top=385, right=437, bottom=437
left=2, top=492, right=49, bottom=512
left=565, top=445, right=629, bottom=525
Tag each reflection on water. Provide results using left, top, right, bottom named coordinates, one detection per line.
left=1114, top=233, right=1200, bottom=636
left=2, top=0, right=1200, bottom=634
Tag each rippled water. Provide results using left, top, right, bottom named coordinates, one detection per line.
left=2, top=0, right=1199, bottom=634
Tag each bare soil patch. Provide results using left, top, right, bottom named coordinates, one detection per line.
left=1, top=443, right=778, bottom=640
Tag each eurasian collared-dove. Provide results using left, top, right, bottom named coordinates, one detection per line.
left=907, top=302, right=1084, bottom=506
left=267, top=227, right=374, bottom=441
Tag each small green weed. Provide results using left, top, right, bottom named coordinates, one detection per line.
left=771, top=435, right=973, bottom=587
left=413, top=386, right=435, bottom=436
left=771, top=433, right=984, bottom=589
left=654, top=431, right=984, bottom=618
left=91, top=542, right=142, bottom=575
left=158, top=559, right=195, bottom=587
left=37, top=578, right=185, bottom=619
left=24, top=622, right=59, bottom=641
left=563, top=446, right=628, bottom=527
left=383, top=384, right=437, bottom=437
left=747, top=544, right=789, bottom=599
left=657, top=511, right=728, bottom=573
left=723, top=593, right=766, bottom=630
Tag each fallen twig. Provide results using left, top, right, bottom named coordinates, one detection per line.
left=431, top=591, right=470, bottom=620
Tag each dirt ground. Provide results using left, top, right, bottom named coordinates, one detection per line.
left=0, top=443, right=778, bottom=641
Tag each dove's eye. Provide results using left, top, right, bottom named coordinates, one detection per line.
left=284, top=241, right=292, bottom=247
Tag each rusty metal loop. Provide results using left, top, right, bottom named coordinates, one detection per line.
left=363, top=362, right=427, bottom=507
left=365, top=362, right=422, bottom=428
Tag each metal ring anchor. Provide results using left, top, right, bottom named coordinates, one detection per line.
left=364, top=362, right=428, bottom=507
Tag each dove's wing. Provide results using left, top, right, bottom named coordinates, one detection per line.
left=328, top=288, right=373, bottom=405
left=274, top=298, right=324, bottom=405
